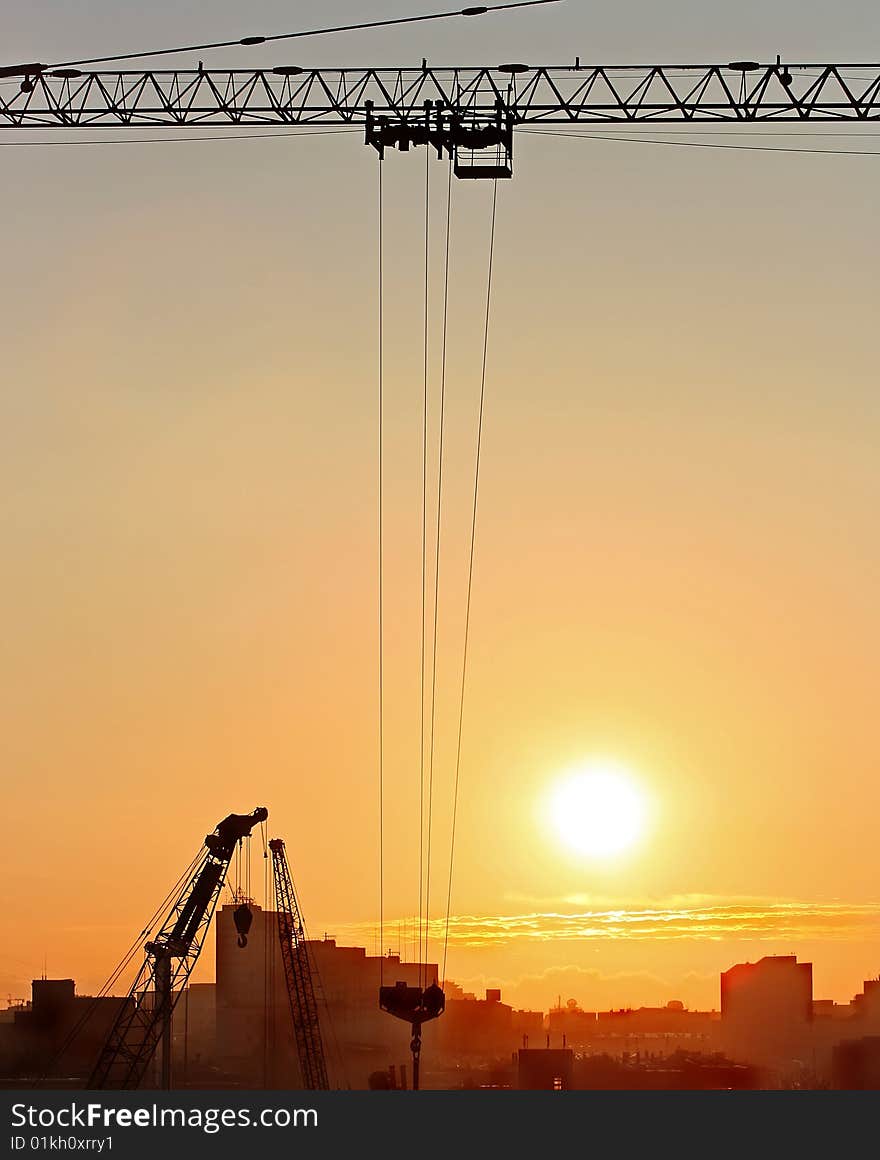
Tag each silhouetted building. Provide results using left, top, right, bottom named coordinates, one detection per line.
left=518, top=1048, right=573, bottom=1090
left=170, top=982, right=217, bottom=1085
left=0, top=979, right=122, bottom=1086
left=721, top=955, right=812, bottom=1076
left=850, top=979, right=880, bottom=1025
left=437, top=988, right=541, bottom=1061
left=214, top=903, right=440, bottom=1089
left=573, top=1050, right=758, bottom=1090
left=548, top=1000, right=597, bottom=1047
left=832, top=1036, right=880, bottom=1089
left=549, top=998, right=716, bottom=1054
left=9, top=946, right=880, bottom=1090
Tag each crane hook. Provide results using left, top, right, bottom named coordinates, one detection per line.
left=233, top=902, right=253, bottom=949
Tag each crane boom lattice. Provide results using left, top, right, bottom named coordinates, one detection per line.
left=88, top=807, right=268, bottom=1091
left=3, top=62, right=880, bottom=178
left=269, top=838, right=329, bottom=1091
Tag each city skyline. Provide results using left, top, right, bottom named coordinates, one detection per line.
left=6, top=892, right=880, bottom=1016
left=6, top=909, right=880, bottom=1091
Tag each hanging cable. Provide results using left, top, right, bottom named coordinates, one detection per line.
left=288, top=863, right=350, bottom=1090
left=377, top=152, right=385, bottom=987
left=35, top=845, right=205, bottom=1086
left=263, top=826, right=270, bottom=1087
left=0, top=128, right=363, bottom=147
left=517, top=126, right=880, bottom=157
left=424, top=154, right=454, bottom=985
left=267, top=879, right=276, bottom=1084
left=39, top=1, right=560, bottom=71
left=418, top=143, right=431, bottom=986
left=442, top=179, right=499, bottom=987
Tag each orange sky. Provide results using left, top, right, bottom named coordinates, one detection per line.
left=2, top=1, right=880, bottom=1015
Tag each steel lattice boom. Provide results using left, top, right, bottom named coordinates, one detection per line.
left=4, top=61, right=878, bottom=178
left=269, top=838, right=329, bottom=1092
left=88, top=807, right=268, bottom=1091
left=3, top=63, right=880, bottom=127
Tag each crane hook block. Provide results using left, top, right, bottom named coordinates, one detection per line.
left=379, top=981, right=445, bottom=1027
left=233, top=902, right=253, bottom=948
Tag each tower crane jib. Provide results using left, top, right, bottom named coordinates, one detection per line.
left=2, top=61, right=880, bottom=179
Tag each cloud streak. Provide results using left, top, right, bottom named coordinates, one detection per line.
left=335, top=898, right=880, bottom=949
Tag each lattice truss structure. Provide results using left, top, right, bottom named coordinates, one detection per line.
left=87, top=850, right=226, bottom=1090
left=3, top=62, right=880, bottom=177
left=269, top=839, right=329, bottom=1092
left=88, top=808, right=267, bottom=1091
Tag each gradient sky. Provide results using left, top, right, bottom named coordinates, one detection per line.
left=2, top=1, right=880, bottom=1015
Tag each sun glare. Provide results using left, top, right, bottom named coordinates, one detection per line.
left=548, top=760, right=648, bottom=858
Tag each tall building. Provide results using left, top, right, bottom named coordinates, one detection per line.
left=214, top=903, right=439, bottom=1089
left=0, top=979, right=122, bottom=1086
left=850, top=978, right=880, bottom=1025
left=436, top=988, right=543, bottom=1061
left=720, top=955, right=813, bottom=1075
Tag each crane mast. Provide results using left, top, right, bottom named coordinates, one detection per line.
left=88, top=806, right=268, bottom=1091
left=269, top=838, right=329, bottom=1091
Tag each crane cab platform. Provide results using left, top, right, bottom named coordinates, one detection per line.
left=365, top=98, right=513, bottom=179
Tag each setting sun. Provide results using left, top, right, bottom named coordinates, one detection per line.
left=548, top=761, right=649, bottom=858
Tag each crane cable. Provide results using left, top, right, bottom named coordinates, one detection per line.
left=34, top=1, right=560, bottom=71
left=287, top=862, right=349, bottom=1090
left=34, top=843, right=206, bottom=1086
left=517, top=126, right=880, bottom=157
left=423, top=153, right=455, bottom=981
left=5, top=128, right=880, bottom=155
left=262, top=821, right=271, bottom=1086
left=377, top=151, right=385, bottom=985
left=0, top=129, right=362, bottom=146
left=442, top=178, right=499, bottom=987
left=266, top=864, right=276, bottom=1083
left=378, top=165, right=497, bottom=989
left=418, top=144, right=430, bottom=988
